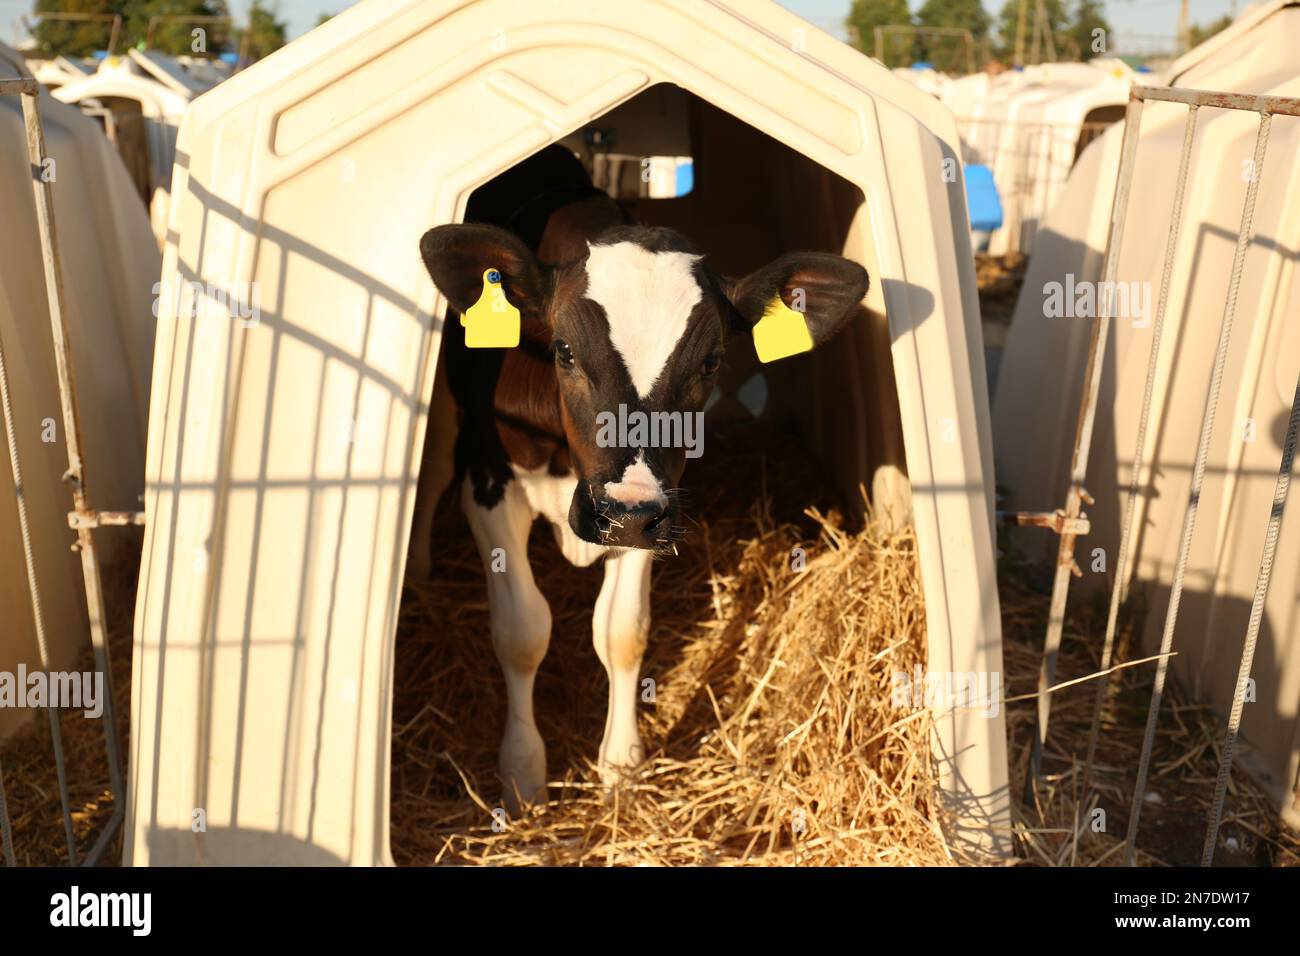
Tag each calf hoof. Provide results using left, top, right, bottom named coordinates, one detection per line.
left=597, top=738, right=646, bottom=788
left=499, top=728, right=547, bottom=815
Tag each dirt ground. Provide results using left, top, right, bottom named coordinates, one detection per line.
left=977, top=253, right=1029, bottom=341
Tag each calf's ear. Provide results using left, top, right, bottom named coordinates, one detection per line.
left=724, top=252, right=869, bottom=346
left=419, top=224, right=548, bottom=316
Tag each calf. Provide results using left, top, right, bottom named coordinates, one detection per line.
left=420, top=147, right=868, bottom=810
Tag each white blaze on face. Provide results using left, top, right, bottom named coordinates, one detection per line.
left=584, top=241, right=703, bottom=398
left=603, top=451, right=667, bottom=509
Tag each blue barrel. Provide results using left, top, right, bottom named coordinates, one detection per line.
left=965, top=163, right=1003, bottom=233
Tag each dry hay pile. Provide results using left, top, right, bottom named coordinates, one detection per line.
left=391, top=421, right=959, bottom=866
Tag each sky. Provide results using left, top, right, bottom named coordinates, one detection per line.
left=0, top=0, right=1248, bottom=49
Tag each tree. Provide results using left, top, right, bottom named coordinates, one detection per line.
left=992, top=0, right=1069, bottom=61
left=237, top=0, right=288, bottom=63
left=1188, top=14, right=1234, bottom=48
left=916, top=0, right=990, bottom=69
left=1066, top=0, right=1111, bottom=62
left=32, top=0, right=119, bottom=58
left=32, top=0, right=245, bottom=58
left=991, top=0, right=1112, bottom=64
left=122, top=0, right=234, bottom=57
left=917, top=0, right=992, bottom=38
left=846, top=0, right=913, bottom=66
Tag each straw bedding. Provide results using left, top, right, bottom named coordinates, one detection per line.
left=390, top=419, right=954, bottom=865
left=2, top=417, right=1297, bottom=866
left=999, top=554, right=1300, bottom=867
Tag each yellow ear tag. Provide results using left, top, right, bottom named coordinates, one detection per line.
left=752, top=295, right=813, bottom=363
left=462, top=268, right=520, bottom=348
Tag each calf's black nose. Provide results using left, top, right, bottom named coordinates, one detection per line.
left=593, top=497, right=671, bottom=549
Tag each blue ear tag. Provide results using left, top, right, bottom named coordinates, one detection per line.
left=462, top=268, right=520, bottom=348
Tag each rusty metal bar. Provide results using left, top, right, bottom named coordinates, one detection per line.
left=1124, top=109, right=1274, bottom=866
left=1081, top=104, right=1201, bottom=801
left=0, top=74, right=47, bottom=874
left=21, top=85, right=127, bottom=867
left=0, top=168, right=78, bottom=864
left=69, top=509, right=147, bottom=529
left=5, top=83, right=127, bottom=866
left=1134, top=84, right=1300, bottom=119
left=0, top=78, right=37, bottom=97
left=1202, top=373, right=1300, bottom=865
left=1023, top=91, right=1146, bottom=802
left=997, top=509, right=1091, bottom=535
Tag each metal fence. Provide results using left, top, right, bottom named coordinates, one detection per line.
left=873, top=25, right=977, bottom=75
left=1011, top=84, right=1300, bottom=866
left=0, top=77, right=133, bottom=866
left=957, top=115, right=1119, bottom=258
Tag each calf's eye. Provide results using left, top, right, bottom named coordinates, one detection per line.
left=701, top=353, right=722, bottom=378
left=554, top=340, right=576, bottom=370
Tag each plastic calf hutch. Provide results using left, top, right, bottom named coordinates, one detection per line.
left=127, top=0, right=1010, bottom=865
left=0, top=42, right=158, bottom=742
left=947, top=61, right=1130, bottom=258
left=52, top=50, right=201, bottom=247
left=993, top=0, right=1300, bottom=825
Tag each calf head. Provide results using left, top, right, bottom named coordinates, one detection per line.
left=420, top=223, right=868, bottom=552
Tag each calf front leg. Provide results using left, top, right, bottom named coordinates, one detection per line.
left=462, top=476, right=551, bottom=813
left=592, top=548, right=653, bottom=784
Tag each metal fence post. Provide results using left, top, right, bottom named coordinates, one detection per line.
left=0, top=76, right=128, bottom=867
left=1007, top=83, right=1300, bottom=865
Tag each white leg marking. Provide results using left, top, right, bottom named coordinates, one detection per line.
left=461, top=475, right=551, bottom=812
left=592, top=547, right=653, bottom=784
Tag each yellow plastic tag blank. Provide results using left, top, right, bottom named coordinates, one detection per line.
left=752, top=295, right=812, bottom=363
left=462, top=268, right=520, bottom=348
